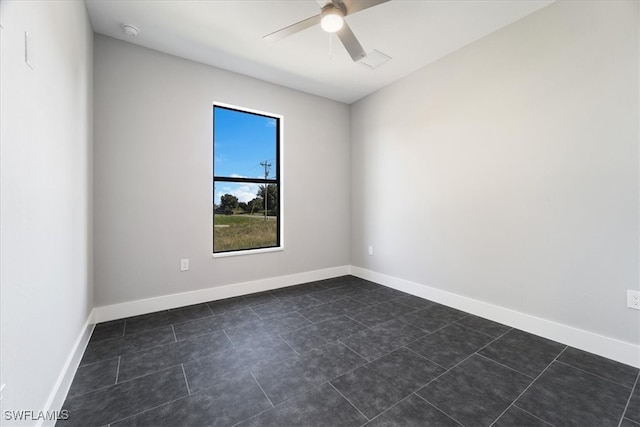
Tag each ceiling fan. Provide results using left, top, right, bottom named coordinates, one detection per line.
left=263, top=0, right=390, bottom=62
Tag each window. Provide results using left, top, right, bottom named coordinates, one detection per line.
left=213, top=104, right=281, bottom=254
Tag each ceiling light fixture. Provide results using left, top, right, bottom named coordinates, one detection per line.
left=320, top=4, right=344, bottom=33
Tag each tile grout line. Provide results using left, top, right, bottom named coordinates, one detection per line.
left=412, top=325, right=516, bottom=400
left=222, top=329, right=237, bottom=349
left=488, top=345, right=568, bottom=427
left=474, top=352, right=537, bottom=381
left=181, top=363, right=191, bottom=395
left=402, top=346, right=450, bottom=371
left=363, top=393, right=415, bottom=426
left=554, top=359, right=638, bottom=390
left=229, top=375, right=336, bottom=426
left=115, top=356, right=121, bottom=384
left=296, top=311, right=317, bottom=325
left=453, top=319, right=513, bottom=340
left=336, top=340, right=370, bottom=362
left=618, top=371, right=640, bottom=427
left=171, top=324, right=177, bottom=342
left=413, top=392, right=466, bottom=426
left=327, top=381, right=370, bottom=422
left=278, top=334, right=300, bottom=355
left=250, top=372, right=275, bottom=408
left=204, top=302, right=215, bottom=316
left=249, top=306, right=265, bottom=320
left=106, top=393, right=191, bottom=426
left=511, top=403, right=556, bottom=426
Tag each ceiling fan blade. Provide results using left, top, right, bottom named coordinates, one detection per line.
left=337, top=22, right=367, bottom=62
left=340, top=0, right=390, bottom=16
left=263, top=14, right=322, bottom=42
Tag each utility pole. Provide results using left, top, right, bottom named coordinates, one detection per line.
left=260, top=161, right=271, bottom=221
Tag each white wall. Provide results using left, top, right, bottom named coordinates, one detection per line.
left=351, top=1, right=640, bottom=346
left=93, top=35, right=351, bottom=307
left=0, top=0, right=94, bottom=422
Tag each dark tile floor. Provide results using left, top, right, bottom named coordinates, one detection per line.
left=58, top=275, right=640, bottom=427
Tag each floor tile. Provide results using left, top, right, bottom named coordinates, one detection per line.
left=269, top=282, right=330, bottom=300
left=557, top=347, right=639, bottom=389
left=340, top=319, right=427, bottom=361
left=311, top=286, right=362, bottom=303
left=251, top=294, right=322, bottom=318
left=280, top=315, right=367, bottom=353
left=206, top=293, right=277, bottom=315
left=318, top=275, right=363, bottom=289
left=123, top=311, right=172, bottom=335
left=368, top=348, right=445, bottom=393
left=364, top=394, right=460, bottom=427
left=90, top=321, right=125, bottom=343
left=416, top=354, right=530, bottom=426
left=626, top=382, right=640, bottom=423
left=166, top=303, right=213, bottom=325
left=124, top=303, right=213, bottom=334
left=299, top=298, right=368, bottom=323
left=224, top=312, right=311, bottom=347
left=58, top=366, right=188, bottom=427
left=252, top=342, right=366, bottom=405
left=407, top=323, right=494, bottom=369
left=517, top=361, right=634, bottom=426
left=493, top=406, right=551, bottom=426
left=478, top=329, right=565, bottom=378
left=391, top=295, right=434, bottom=310
left=331, top=348, right=443, bottom=419
left=454, top=314, right=510, bottom=338
left=237, top=383, right=367, bottom=427
left=184, top=336, right=296, bottom=393
left=81, top=326, right=175, bottom=365
left=111, top=374, right=271, bottom=427
left=400, top=304, right=467, bottom=333
left=62, top=277, right=635, bottom=427
left=354, top=288, right=407, bottom=306
left=67, top=357, right=119, bottom=398
left=346, top=305, right=397, bottom=328
left=622, top=418, right=640, bottom=427
left=371, top=300, right=418, bottom=318
left=330, top=366, right=409, bottom=420
left=117, top=330, right=233, bottom=382
left=173, top=308, right=259, bottom=341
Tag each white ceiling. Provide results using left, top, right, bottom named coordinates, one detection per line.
left=85, top=0, right=553, bottom=104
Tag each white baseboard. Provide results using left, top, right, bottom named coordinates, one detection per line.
left=93, top=265, right=351, bottom=323
left=39, top=309, right=95, bottom=427
left=350, top=266, right=640, bottom=369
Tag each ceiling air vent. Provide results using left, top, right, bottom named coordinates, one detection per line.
left=359, top=49, right=391, bottom=70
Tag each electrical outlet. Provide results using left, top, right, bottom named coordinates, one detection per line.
left=180, top=259, right=189, bottom=271
left=368, top=246, right=374, bottom=256
left=627, top=290, right=640, bottom=310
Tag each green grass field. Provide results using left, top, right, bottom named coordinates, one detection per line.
left=214, top=214, right=277, bottom=252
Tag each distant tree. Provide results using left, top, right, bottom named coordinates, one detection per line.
left=257, top=185, right=278, bottom=215
left=248, top=197, right=263, bottom=214
left=238, top=202, right=248, bottom=212
left=219, top=194, right=238, bottom=211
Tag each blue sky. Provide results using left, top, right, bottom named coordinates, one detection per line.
left=214, top=106, right=277, bottom=203
left=214, top=106, right=277, bottom=179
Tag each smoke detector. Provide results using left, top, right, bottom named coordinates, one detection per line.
left=121, top=24, right=140, bottom=37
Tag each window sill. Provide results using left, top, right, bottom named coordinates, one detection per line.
left=212, top=246, right=284, bottom=258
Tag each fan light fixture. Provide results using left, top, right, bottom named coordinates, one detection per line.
left=320, top=5, right=344, bottom=33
